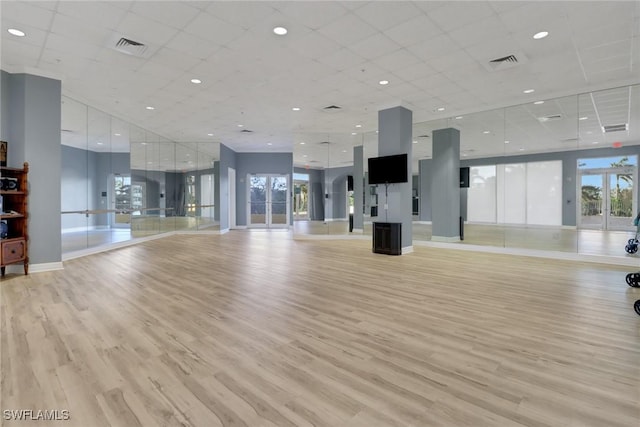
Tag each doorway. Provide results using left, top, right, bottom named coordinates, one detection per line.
left=579, top=164, right=636, bottom=231
left=110, top=174, right=131, bottom=228
left=293, top=177, right=309, bottom=220
left=248, top=174, right=289, bottom=228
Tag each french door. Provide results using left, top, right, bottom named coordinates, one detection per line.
left=248, top=174, right=289, bottom=228
left=579, top=167, right=636, bottom=230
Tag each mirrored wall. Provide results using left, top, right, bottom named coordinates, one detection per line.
left=294, top=84, right=640, bottom=258
left=61, top=96, right=220, bottom=255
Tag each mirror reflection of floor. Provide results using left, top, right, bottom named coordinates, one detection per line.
left=293, top=220, right=635, bottom=258
left=62, top=216, right=220, bottom=255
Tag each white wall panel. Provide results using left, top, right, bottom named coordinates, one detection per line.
left=526, top=161, right=562, bottom=225
left=467, top=165, right=496, bottom=223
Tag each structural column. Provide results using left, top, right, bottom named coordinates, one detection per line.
left=378, top=106, right=412, bottom=252
left=431, top=128, right=460, bottom=241
left=418, top=158, right=432, bottom=221
left=352, top=145, right=364, bottom=232
left=1, top=72, right=62, bottom=268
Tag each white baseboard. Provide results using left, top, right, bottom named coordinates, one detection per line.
left=29, top=262, right=64, bottom=273
left=402, top=245, right=414, bottom=254
left=219, top=228, right=230, bottom=234
left=231, top=225, right=247, bottom=230
left=413, top=221, right=432, bottom=225
left=432, top=235, right=461, bottom=243
left=62, top=232, right=176, bottom=261
left=324, top=218, right=348, bottom=222
left=352, top=228, right=364, bottom=233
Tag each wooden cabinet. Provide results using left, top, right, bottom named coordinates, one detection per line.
left=0, top=162, right=29, bottom=275
left=373, top=222, right=401, bottom=255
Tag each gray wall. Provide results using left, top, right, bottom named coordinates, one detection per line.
left=235, top=152, right=293, bottom=226
left=3, top=72, right=62, bottom=265
left=418, top=159, right=432, bottom=221
left=353, top=145, right=364, bottom=229
left=431, top=128, right=461, bottom=239
left=460, top=145, right=640, bottom=226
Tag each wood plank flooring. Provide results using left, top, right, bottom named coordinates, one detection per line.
left=2, top=231, right=639, bottom=426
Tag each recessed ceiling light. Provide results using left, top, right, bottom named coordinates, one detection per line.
left=379, top=80, right=389, bottom=85
left=267, top=142, right=272, bottom=146
left=534, top=100, right=544, bottom=105
left=303, top=155, right=307, bottom=157
left=579, top=116, right=588, bottom=121
left=504, top=140, right=510, bottom=144
left=299, top=142, right=305, bottom=145
left=237, top=124, right=244, bottom=127
left=190, top=78, right=202, bottom=84
left=523, top=89, right=535, bottom=94
left=455, top=116, right=463, bottom=119
left=519, top=148, right=525, bottom=151
left=351, top=132, right=357, bottom=135
left=355, top=124, right=362, bottom=128
left=412, top=140, right=418, bottom=144
left=7, top=28, right=25, bottom=37
left=342, top=150, right=347, bottom=153
left=375, top=130, right=379, bottom=133
left=533, top=31, right=549, bottom=40
left=437, top=107, right=445, bottom=112
left=592, top=141, right=599, bottom=144
left=207, top=133, right=214, bottom=136
left=97, top=142, right=103, bottom=145
left=114, top=133, right=121, bottom=136
left=146, top=106, right=155, bottom=110
left=273, top=26, right=288, bottom=35
left=483, top=130, right=490, bottom=134
left=292, top=107, right=300, bottom=111
left=147, top=161, right=153, bottom=164
left=462, top=153, right=468, bottom=157
left=141, top=142, right=147, bottom=145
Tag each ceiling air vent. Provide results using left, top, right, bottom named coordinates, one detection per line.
left=114, top=37, right=148, bottom=57
left=483, top=52, right=528, bottom=71
left=417, top=134, right=430, bottom=138
left=602, top=123, right=628, bottom=133
left=323, top=105, right=341, bottom=110
left=538, top=114, right=562, bottom=123
left=319, top=141, right=331, bottom=145
left=240, top=129, right=253, bottom=133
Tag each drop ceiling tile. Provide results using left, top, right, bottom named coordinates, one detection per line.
left=180, top=11, right=246, bottom=46
left=50, top=13, right=111, bottom=46
left=278, top=2, right=349, bottom=30
left=497, top=2, right=568, bottom=34
left=0, top=39, right=41, bottom=67
left=149, top=46, right=202, bottom=72
left=566, top=2, right=635, bottom=32
left=315, top=48, right=368, bottom=73
left=579, top=40, right=632, bottom=65
left=391, top=61, right=439, bottom=82
left=130, top=2, right=201, bottom=30
left=572, top=22, right=635, bottom=50
left=56, top=2, right=128, bottom=31
left=372, top=48, right=422, bottom=73
left=429, top=50, right=478, bottom=73
left=117, top=11, right=181, bottom=46
left=286, top=30, right=343, bottom=60
left=384, top=14, right=442, bottom=46
left=406, top=33, right=460, bottom=61
left=93, top=48, right=147, bottom=71
left=448, top=15, right=510, bottom=48
left=1, top=1, right=54, bottom=30
left=44, top=33, right=102, bottom=60
left=348, top=33, right=401, bottom=61
left=354, top=1, right=422, bottom=32
left=427, top=2, right=496, bottom=33
left=316, top=12, right=378, bottom=47
left=165, top=31, right=222, bottom=60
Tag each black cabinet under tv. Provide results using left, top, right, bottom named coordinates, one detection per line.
left=373, top=222, right=401, bottom=255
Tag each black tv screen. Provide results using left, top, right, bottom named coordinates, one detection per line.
left=368, top=153, right=408, bottom=185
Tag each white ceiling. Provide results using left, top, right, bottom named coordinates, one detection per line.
left=2, top=1, right=640, bottom=169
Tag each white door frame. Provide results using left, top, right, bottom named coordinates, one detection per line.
left=577, top=166, right=637, bottom=231
left=247, top=174, right=290, bottom=228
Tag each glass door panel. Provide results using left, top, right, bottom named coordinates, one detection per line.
left=608, top=170, right=634, bottom=230
left=250, top=176, right=267, bottom=226
left=580, top=173, right=604, bottom=229
left=270, top=176, right=288, bottom=226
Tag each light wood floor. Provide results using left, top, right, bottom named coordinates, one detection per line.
left=2, top=232, right=639, bottom=426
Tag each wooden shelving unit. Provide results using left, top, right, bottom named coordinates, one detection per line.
left=0, top=162, right=29, bottom=276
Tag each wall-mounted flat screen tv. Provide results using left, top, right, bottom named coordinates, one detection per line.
left=368, top=153, right=408, bottom=185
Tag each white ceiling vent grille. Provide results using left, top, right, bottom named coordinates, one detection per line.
left=240, top=129, right=254, bottom=133
left=483, top=52, right=529, bottom=72
left=538, top=114, right=562, bottom=122
left=322, top=105, right=343, bottom=114
left=107, top=33, right=156, bottom=59
left=602, top=123, right=628, bottom=133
